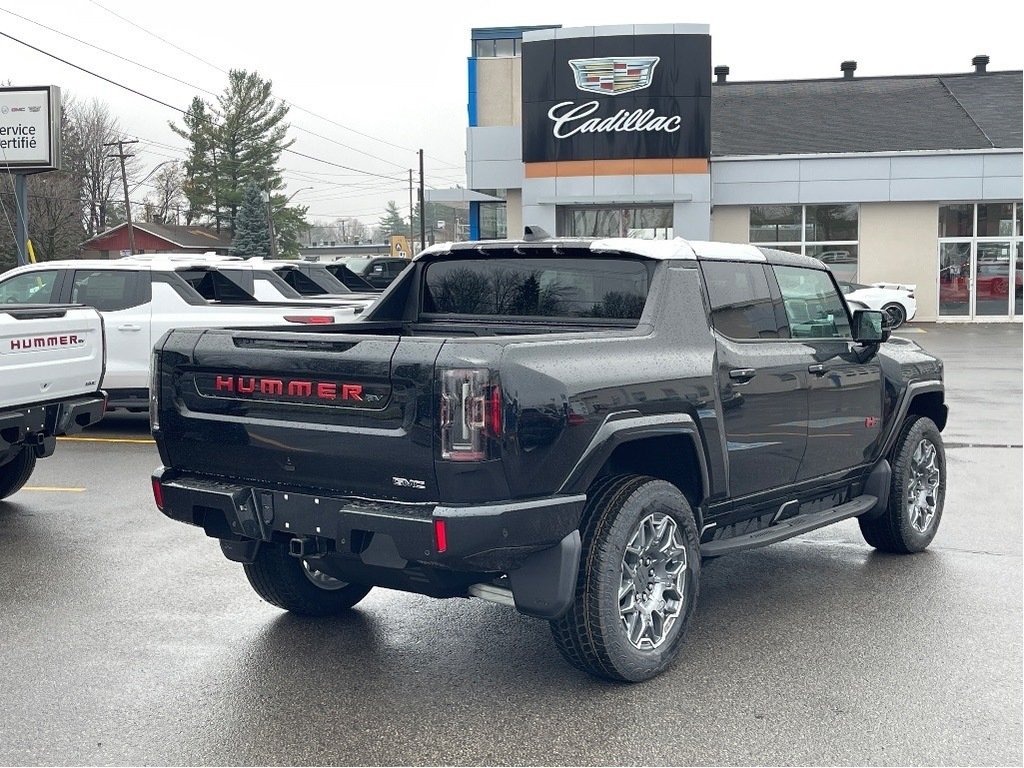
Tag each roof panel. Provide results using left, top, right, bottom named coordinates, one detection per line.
left=712, top=71, right=1022, bottom=156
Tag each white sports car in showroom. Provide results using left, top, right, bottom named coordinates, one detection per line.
left=837, top=281, right=917, bottom=328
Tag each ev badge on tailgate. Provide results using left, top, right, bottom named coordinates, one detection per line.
left=392, top=476, right=426, bottom=490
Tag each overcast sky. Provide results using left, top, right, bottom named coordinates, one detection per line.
left=2, top=0, right=1021, bottom=227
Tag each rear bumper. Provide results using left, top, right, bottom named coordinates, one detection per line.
left=0, top=392, right=106, bottom=458
left=152, top=469, right=585, bottom=617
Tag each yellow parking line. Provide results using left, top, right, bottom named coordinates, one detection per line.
left=57, top=436, right=155, bottom=445
left=22, top=486, right=87, bottom=493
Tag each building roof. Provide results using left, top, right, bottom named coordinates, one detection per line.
left=82, top=222, right=232, bottom=249
left=711, top=71, right=1023, bottom=156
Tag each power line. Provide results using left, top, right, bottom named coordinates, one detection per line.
left=0, top=29, right=410, bottom=182
left=0, top=7, right=419, bottom=172
left=85, top=0, right=466, bottom=167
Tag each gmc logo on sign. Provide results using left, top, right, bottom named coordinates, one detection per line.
left=213, top=375, right=363, bottom=402
left=10, top=334, right=83, bottom=351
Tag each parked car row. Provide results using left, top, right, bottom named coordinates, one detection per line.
left=0, top=254, right=405, bottom=410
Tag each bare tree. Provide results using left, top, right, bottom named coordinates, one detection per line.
left=0, top=100, right=86, bottom=269
left=143, top=162, right=185, bottom=224
left=71, top=98, right=140, bottom=237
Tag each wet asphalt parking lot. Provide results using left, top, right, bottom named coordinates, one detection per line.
left=0, top=323, right=1020, bottom=766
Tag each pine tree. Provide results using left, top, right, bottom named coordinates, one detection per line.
left=214, top=70, right=294, bottom=234
left=172, top=71, right=306, bottom=241
left=378, top=200, right=406, bottom=238
left=231, top=183, right=271, bottom=258
left=169, top=97, right=216, bottom=227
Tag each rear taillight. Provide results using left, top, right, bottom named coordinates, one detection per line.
left=284, top=315, right=334, bottom=324
left=439, top=368, right=502, bottom=461
left=152, top=477, right=164, bottom=510
left=433, top=519, right=448, bottom=553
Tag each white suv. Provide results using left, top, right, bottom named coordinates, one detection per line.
left=0, top=259, right=361, bottom=410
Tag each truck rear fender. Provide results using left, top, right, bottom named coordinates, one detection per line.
left=557, top=412, right=709, bottom=525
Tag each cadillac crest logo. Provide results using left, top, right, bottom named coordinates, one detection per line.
left=569, top=57, right=660, bottom=95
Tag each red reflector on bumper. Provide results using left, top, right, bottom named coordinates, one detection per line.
left=151, top=477, right=164, bottom=510
left=284, top=315, right=333, bottom=324
left=433, top=519, right=447, bottom=553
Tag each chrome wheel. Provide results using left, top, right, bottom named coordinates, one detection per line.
left=907, top=439, right=941, bottom=533
left=619, top=512, right=688, bottom=650
left=302, top=560, right=348, bottom=591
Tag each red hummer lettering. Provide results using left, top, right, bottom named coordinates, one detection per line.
left=260, top=379, right=284, bottom=395
left=210, top=375, right=364, bottom=403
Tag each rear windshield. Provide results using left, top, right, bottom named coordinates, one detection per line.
left=422, top=255, right=652, bottom=321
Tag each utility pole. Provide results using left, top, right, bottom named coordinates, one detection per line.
left=408, top=169, right=414, bottom=246
left=13, top=174, right=28, bottom=266
left=264, top=179, right=277, bottom=258
left=105, top=138, right=139, bottom=255
left=211, top=148, right=220, bottom=233
left=418, top=149, right=425, bottom=254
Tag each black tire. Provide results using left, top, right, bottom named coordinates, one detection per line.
left=550, top=475, right=701, bottom=682
left=243, top=543, right=372, bottom=616
left=882, top=302, right=907, bottom=329
left=0, top=448, right=37, bottom=501
left=859, top=416, right=945, bottom=553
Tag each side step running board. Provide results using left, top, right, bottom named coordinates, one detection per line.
left=700, top=494, right=877, bottom=557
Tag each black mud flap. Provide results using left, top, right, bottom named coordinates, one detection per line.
left=220, top=539, right=261, bottom=564
left=508, top=530, right=581, bottom=620
left=859, top=459, right=892, bottom=521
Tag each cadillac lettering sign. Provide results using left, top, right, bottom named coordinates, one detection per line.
left=548, top=101, right=683, bottom=139
left=522, top=33, right=711, bottom=163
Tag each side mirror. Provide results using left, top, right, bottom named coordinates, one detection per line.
left=852, top=309, right=890, bottom=344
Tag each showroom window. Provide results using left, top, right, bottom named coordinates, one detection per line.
left=477, top=189, right=507, bottom=240
left=560, top=205, right=674, bottom=240
left=938, top=201, right=1023, bottom=319
left=749, top=204, right=860, bottom=282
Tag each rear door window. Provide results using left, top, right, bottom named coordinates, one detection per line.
left=0, top=270, right=61, bottom=304
left=422, top=254, right=651, bottom=321
left=773, top=265, right=852, bottom=338
left=70, top=270, right=144, bottom=312
left=701, top=261, right=788, bottom=339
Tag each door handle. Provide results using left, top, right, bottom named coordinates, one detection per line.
left=808, top=363, right=826, bottom=376
left=118, top=323, right=142, bottom=332
left=729, top=368, right=757, bottom=382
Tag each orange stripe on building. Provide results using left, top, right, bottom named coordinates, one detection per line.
left=524, top=158, right=708, bottom=178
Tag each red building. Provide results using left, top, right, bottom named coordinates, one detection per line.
left=81, top=223, right=232, bottom=259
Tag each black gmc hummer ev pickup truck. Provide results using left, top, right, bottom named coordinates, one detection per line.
left=151, top=234, right=947, bottom=682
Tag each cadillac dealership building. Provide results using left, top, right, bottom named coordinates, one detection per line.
left=433, top=24, right=1023, bottom=322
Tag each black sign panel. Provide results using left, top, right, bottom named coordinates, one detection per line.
left=522, top=34, right=711, bottom=163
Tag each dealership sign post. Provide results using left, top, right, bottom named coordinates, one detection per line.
left=0, top=85, right=63, bottom=266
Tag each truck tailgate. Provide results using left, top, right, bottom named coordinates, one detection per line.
left=157, top=328, right=444, bottom=501
left=1, top=306, right=104, bottom=409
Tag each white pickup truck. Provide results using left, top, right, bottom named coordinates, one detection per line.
left=0, top=259, right=362, bottom=410
left=0, top=304, right=107, bottom=500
